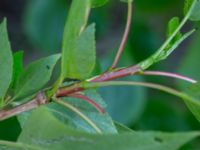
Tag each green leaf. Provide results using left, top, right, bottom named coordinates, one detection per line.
left=10, top=51, right=23, bottom=89
left=184, top=0, right=200, bottom=21
left=1, top=107, right=199, bottom=150
left=181, top=82, right=200, bottom=122
left=62, top=0, right=95, bottom=80
left=0, top=19, right=13, bottom=101
left=48, top=89, right=117, bottom=133
left=14, top=54, right=60, bottom=100
left=184, top=0, right=193, bottom=16
left=0, top=117, right=21, bottom=141
left=65, top=24, right=96, bottom=79
left=90, top=0, right=108, bottom=8
left=167, top=17, right=182, bottom=44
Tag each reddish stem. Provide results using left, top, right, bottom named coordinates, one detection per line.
left=142, top=71, right=197, bottom=83
left=69, top=93, right=105, bottom=113
left=111, top=2, right=133, bottom=69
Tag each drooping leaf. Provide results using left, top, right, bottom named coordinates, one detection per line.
left=0, top=107, right=198, bottom=150
left=0, top=19, right=13, bottom=102
left=10, top=51, right=23, bottom=89
left=90, top=0, right=108, bottom=8
left=62, top=0, right=95, bottom=80
left=14, top=54, right=60, bottom=100
left=184, top=0, right=200, bottom=21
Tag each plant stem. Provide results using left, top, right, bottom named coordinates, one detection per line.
left=111, top=0, right=132, bottom=69
left=84, top=81, right=184, bottom=98
left=69, top=93, right=105, bottom=113
left=139, top=0, right=197, bottom=70
left=154, top=0, right=196, bottom=56
left=141, top=71, right=197, bottom=83
left=53, top=99, right=102, bottom=134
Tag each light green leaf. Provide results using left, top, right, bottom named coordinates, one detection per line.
left=14, top=54, right=60, bottom=100
left=10, top=51, right=23, bottom=89
left=62, top=0, right=94, bottom=80
left=65, top=24, right=96, bottom=79
left=0, top=107, right=198, bottom=150
left=184, top=0, right=200, bottom=21
left=167, top=17, right=182, bottom=42
left=90, top=0, right=108, bottom=8
left=0, top=19, right=13, bottom=102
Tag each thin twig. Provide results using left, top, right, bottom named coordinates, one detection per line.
left=141, top=71, right=197, bottom=83
left=0, top=92, right=47, bottom=121
left=111, top=1, right=132, bottom=69
left=69, top=93, right=105, bottom=113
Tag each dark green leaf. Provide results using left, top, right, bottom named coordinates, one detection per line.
left=10, top=51, right=23, bottom=89
left=0, top=19, right=13, bottom=102
left=90, top=0, right=108, bottom=8
left=0, top=117, right=21, bottom=141
left=14, top=54, right=60, bottom=100
left=62, top=0, right=94, bottom=80
left=1, top=107, right=198, bottom=150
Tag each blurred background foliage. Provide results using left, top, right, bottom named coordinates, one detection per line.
left=0, top=0, right=200, bottom=148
